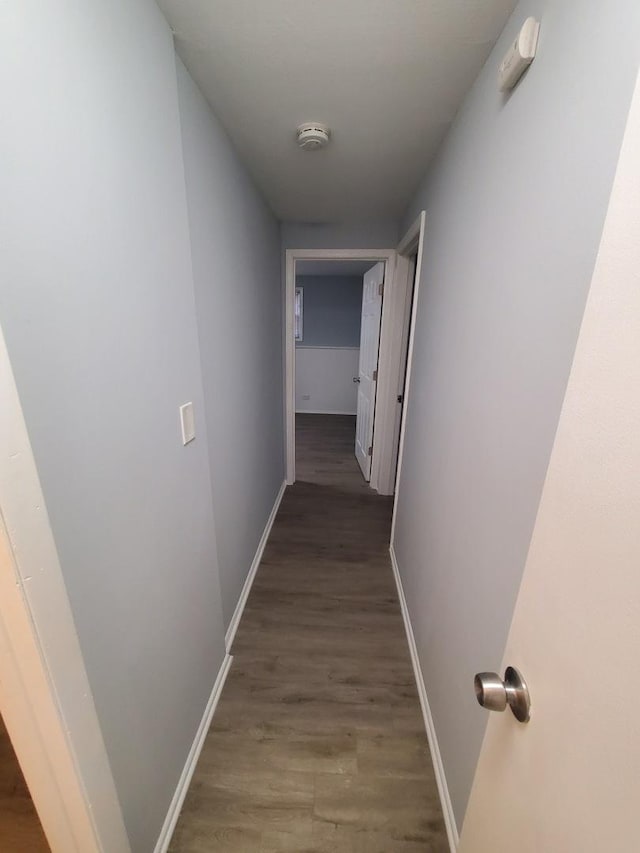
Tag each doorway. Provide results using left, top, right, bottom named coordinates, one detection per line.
left=284, top=213, right=426, bottom=499
left=293, top=257, right=381, bottom=487
left=285, top=249, right=394, bottom=489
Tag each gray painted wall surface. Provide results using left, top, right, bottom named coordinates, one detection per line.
left=281, top=220, right=399, bottom=250
left=0, top=1, right=281, bottom=850
left=295, top=275, right=362, bottom=348
left=176, top=60, right=283, bottom=628
left=394, top=0, right=640, bottom=830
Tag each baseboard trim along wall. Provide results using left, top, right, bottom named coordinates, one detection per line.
left=225, top=480, right=287, bottom=652
left=389, top=545, right=459, bottom=852
left=295, top=409, right=356, bottom=416
left=154, top=652, right=233, bottom=853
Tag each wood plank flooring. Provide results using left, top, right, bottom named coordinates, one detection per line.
left=169, top=414, right=447, bottom=852
left=0, top=714, right=49, bottom=852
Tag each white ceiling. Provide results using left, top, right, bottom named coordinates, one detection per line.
left=296, top=260, right=374, bottom=276
left=158, top=0, right=516, bottom=222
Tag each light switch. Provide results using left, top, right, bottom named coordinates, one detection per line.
left=179, top=402, right=195, bottom=445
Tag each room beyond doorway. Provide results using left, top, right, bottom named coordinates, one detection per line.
left=285, top=249, right=395, bottom=491
left=293, top=257, right=386, bottom=489
left=294, top=260, right=371, bottom=422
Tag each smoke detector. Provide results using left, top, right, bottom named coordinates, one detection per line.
left=296, top=123, right=330, bottom=150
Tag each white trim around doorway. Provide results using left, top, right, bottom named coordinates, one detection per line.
left=284, top=248, right=396, bottom=487
left=284, top=217, right=426, bottom=497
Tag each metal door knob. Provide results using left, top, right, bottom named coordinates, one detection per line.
left=474, top=666, right=531, bottom=723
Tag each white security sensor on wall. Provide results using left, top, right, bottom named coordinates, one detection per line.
left=498, top=17, right=540, bottom=91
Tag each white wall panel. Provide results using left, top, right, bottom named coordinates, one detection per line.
left=295, top=348, right=360, bottom=414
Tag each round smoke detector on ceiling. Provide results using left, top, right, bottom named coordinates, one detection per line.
left=296, top=123, right=330, bottom=150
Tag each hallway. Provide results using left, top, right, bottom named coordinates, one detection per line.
left=169, top=415, right=447, bottom=852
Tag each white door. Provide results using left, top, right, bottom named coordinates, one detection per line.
left=355, top=262, right=384, bottom=480
left=460, top=74, right=640, bottom=853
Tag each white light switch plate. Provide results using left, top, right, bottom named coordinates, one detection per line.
left=179, top=402, right=195, bottom=445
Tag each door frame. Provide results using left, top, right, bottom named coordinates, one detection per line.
left=0, top=327, right=130, bottom=852
left=390, top=211, right=426, bottom=537
left=284, top=248, right=396, bottom=486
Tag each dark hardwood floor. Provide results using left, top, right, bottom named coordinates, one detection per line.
left=294, top=414, right=373, bottom=492
left=0, top=714, right=49, bottom=852
left=169, top=414, right=447, bottom=852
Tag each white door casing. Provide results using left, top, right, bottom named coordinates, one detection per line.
left=355, top=262, right=384, bottom=480
left=376, top=211, right=425, bottom=500
left=369, top=212, right=426, bottom=496
left=0, top=325, right=130, bottom=853
left=459, top=70, right=640, bottom=853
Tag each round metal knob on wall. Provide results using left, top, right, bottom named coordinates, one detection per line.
left=474, top=666, right=531, bottom=723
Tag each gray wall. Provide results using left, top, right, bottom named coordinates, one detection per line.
left=393, top=0, right=640, bottom=830
left=176, top=60, right=283, bottom=628
left=295, top=275, right=362, bottom=348
left=0, top=2, right=280, bottom=851
left=281, top=220, right=399, bottom=251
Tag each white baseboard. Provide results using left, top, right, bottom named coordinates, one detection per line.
left=153, top=653, right=233, bottom=853
left=295, top=409, right=356, bottom=416
left=389, top=544, right=459, bottom=852
left=224, top=480, right=286, bottom=652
